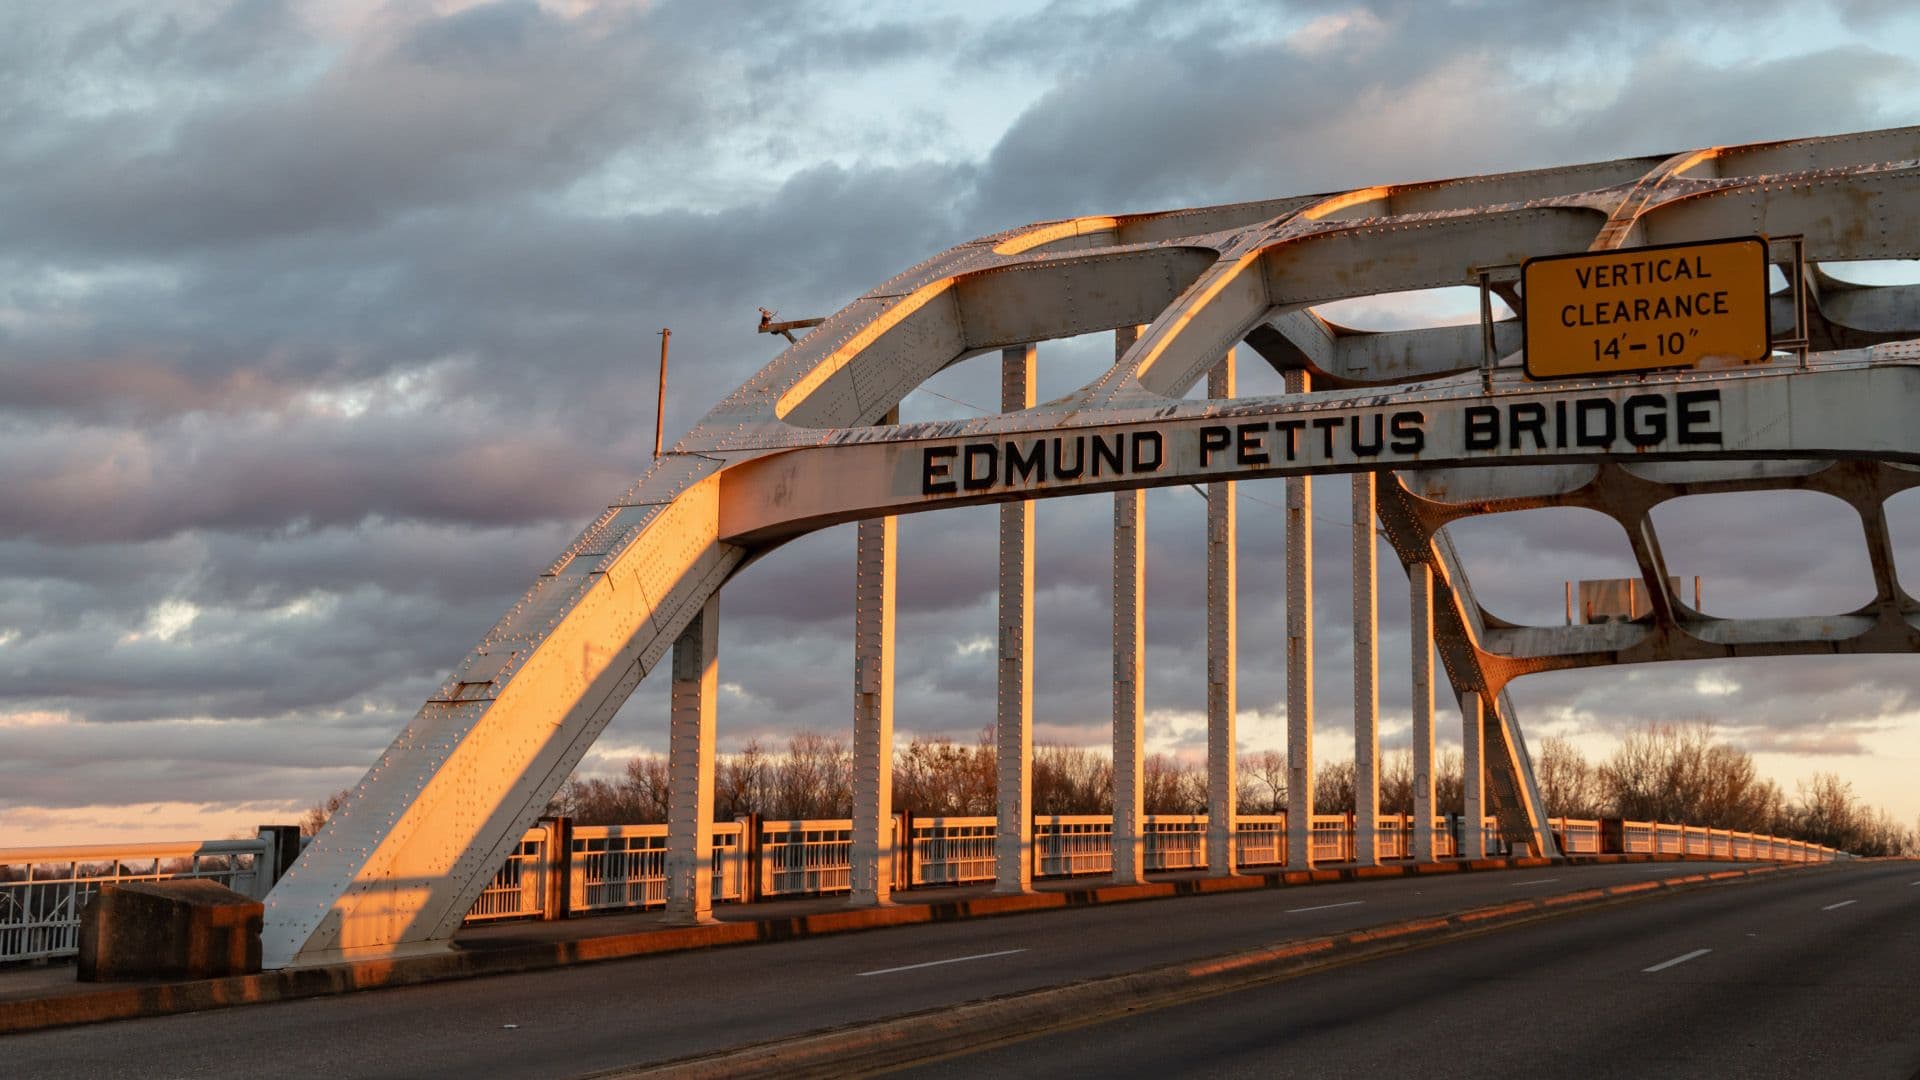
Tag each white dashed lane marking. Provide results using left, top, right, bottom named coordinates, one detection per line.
left=856, top=949, right=1027, bottom=977
left=1643, top=949, right=1711, bottom=973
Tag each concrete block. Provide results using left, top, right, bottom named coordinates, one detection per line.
left=77, top=880, right=263, bottom=982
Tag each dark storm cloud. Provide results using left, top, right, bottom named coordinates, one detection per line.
left=0, top=2, right=710, bottom=257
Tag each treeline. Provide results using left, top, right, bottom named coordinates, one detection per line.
left=550, top=730, right=1469, bottom=824
left=546, top=723, right=1913, bottom=856
left=1534, top=725, right=1912, bottom=856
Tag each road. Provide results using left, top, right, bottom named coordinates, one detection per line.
left=3, top=861, right=1891, bottom=1079
left=902, top=859, right=1920, bottom=1080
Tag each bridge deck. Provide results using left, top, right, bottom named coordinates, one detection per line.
left=0, top=854, right=1782, bottom=1034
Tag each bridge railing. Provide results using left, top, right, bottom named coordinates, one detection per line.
left=0, top=836, right=277, bottom=964
left=454, top=812, right=1834, bottom=924
left=0, top=815, right=1846, bottom=962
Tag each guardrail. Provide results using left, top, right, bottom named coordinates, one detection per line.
left=453, top=812, right=1838, bottom=925
left=0, top=836, right=278, bottom=964
left=0, top=815, right=1846, bottom=961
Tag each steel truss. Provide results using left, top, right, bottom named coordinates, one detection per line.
left=263, top=127, right=1920, bottom=967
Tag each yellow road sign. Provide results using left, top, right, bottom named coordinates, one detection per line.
left=1522, top=237, right=1771, bottom=379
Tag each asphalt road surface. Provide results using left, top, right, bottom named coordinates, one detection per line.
left=901, top=859, right=1920, bottom=1080
left=5, top=861, right=1893, bottom=1079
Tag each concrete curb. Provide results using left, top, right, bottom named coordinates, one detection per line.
left=0, top=854, right=1805, bottom=1036
left=604, top=862, right=1809, bottom=1078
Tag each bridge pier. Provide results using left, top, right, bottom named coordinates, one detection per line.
left=849, top=414, right=898, bottom=907
left=1285, top=369, right=1315, bottom=870
left=1352, top=472, right=1380, bottom=866
left=995, top=345, right=1036, bottom=894
left=665, top=595, right=720, bottom=924
left=1112, top=326, right=1146, bottom=885
left=1409, top=562, right=1437, bottom=863
left=1461, top=689, right=1487, bottom=859
left=1205, top=351, right=1237, bottom=877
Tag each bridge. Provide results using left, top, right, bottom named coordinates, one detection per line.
left=255, top=123, right=1920, bottom=969
left=4, top=126, right=1920, bottom=1076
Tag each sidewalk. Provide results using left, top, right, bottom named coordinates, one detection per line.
left=0, top=851, right=1732, bottom=1034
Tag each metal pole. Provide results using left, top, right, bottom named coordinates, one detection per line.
left=1285, top=368, right=1314, bottom=870
left=1205, top=350, right=1238, bottom=877
left=1352, top=471, right=1380, bottom=866
left=655, top=328, right=671, bottom=459
left=1461, top=689, right=1486, bottom=860
left=1410, top=563, right=1436, bottom=863
left=665, top=594, right=719, bottom=924
left=850, top=407, right=899, bottom=907
left=1112, top=327, right=1146, bottom=885
left=994, top=346, right=1037, bottom=894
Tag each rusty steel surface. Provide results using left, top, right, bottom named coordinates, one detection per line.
left=264, top=127, right=1920, bottom=967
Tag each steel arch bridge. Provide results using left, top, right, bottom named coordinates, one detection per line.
left=264, top=127, right=1920, bottom=968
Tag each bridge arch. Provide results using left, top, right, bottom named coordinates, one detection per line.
left=263, top=126, right=1920, bottom=968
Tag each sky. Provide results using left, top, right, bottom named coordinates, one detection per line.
left=3, top=0, right=1919, bottom=847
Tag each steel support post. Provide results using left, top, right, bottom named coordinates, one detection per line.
left=1113, top=489, right=1146, bottom=883
left=1205, top=351, right=1237, bottom=877
left=1461, top=688, right=1487, bottom=859
left=850, top=409, right=899, bottom=906
left=1112, top=326, right=1146, bottom=885
left=1409, top=561, right=1437, bottom=863
left=994, top=346, right=1037, bottom=893
left=1285, top=369, right=1314, bottom=869
left=664, top=594, right=719, bottom=924
left=1352, top=471, right=1380, bottom=866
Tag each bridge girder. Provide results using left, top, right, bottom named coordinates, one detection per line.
left=263, top=127, right=1920, bottom=967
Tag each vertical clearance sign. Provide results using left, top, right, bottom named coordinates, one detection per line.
left=1522, top=237, right=1772, bottom=379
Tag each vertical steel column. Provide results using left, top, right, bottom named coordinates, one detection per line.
left=1112, top=326, right=1146, bottom=885
left=1205, top=351, right=1238, bottom=877
left=1409, top=562, right=1437, bottom=863
left=1352, top=471, right=1380, bottom=866
left=994, top=346, right=1037, bottom=894
left=850, top=408, right=899, bottom=906
left=664, top=594, right=719, bottom=924
left=1461, top=688, right=1487, bottom=859
left=1285, top=369, right=1315, bottom=869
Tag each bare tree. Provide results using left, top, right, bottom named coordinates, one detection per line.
left=1534, top=736, right=1602, bottom=819
left=1313, top=760, right=1356, bottom=815
left=1378, top=749, right=1414, bottom=816
left=301, top=789, right=353, bottom=836
left=1033, top=744, right=1110, bottom=814
left=1143, top=753, right=1205, bottom=815
left=1238, top=749, right=1287, bottom=815
left=716, top=738, right=774, bottom=820
left=1434, top=748, right=1464, bottom=816
left=892, top=733, right=995, bottom=816
left=772, top=732, right=852, bottom=819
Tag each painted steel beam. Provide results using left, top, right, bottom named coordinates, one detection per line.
left=849, top=410, right=898, bottom=906
left=1409, top=562, right=1437, bottom=863
left=995, top=346, right=1036, bottom=894
left=1352, top=471, right=1380, bottom=866
left=665, top=594, right=720, bottom=924
left=1285, top=369, right=1315, bottom=869
left=1112, top=328, right=1147, bottom=885
left=1205, top=352, right=1238, bottom=877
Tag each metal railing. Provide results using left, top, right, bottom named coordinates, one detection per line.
left=0, top=838, right=274, bottom=964
left=0, top=815, right=1846, bottom=961
left=452, top=812, right=1840, bottom=925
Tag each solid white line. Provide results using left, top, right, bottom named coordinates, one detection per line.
left=1822, top=899, right=1857, bottom=911
left=1909, top=881, right=1920, bottom=887
left=1643, top=948, right=1712, bottom=973
left=1512, top=878, right=1561, bottom=886
left=856, top=948, right=1027, bottom=977
left=1285, top=900, right=1366, bottom=914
